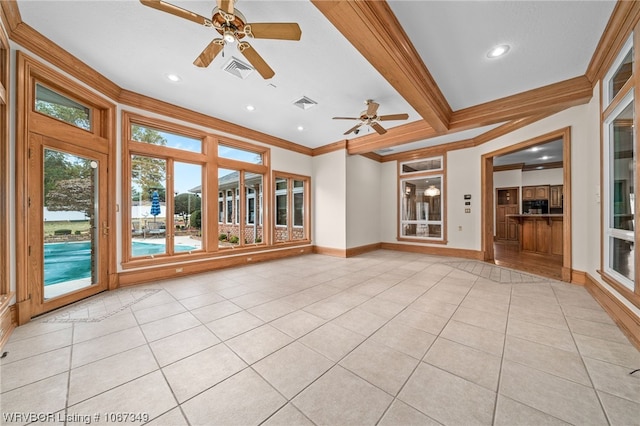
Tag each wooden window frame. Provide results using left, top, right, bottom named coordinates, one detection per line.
left=121, top=111, right=271, bottom=268
left=599, top=29, right=640, bottom=308
left=0, top=26, right=10, bottom=306
left=397, top=156, right=448, bottom=244
left=272, top=171, right=311, bottom=244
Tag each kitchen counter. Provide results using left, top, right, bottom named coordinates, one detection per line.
left=506, top=214, right=563, bottom=218
left=506, top=214, right=563, bottom=256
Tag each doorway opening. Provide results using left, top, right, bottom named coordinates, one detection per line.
left=481, top=128, right=572, bottom=282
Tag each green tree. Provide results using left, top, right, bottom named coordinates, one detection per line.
left=47, top=178, right=94, bottom=217
left=130, top=125, right=168, bottom=201
left=35, top=100, right=90, bottom=130
left=43, top=150, right=92, bottom=205
left=174, top=193, right=201, bottom=224
left=190, top=210, right=202, bottom=229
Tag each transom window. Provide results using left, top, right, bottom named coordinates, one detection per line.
left=35, top=83, right=92, bottom=131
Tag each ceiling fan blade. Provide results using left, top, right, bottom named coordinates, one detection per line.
left=344, top=123, right=363, bottom=136
left=332, top=116, right=360, bottom=120
left=217, top=0, right=234, bottom=14
left=378, top=113, right=409, bottom=121
left=238, top=42, right=275, bottom=79
left=370, top=122, right=387, bottom=135
left=193, top=39, right=225, bottom=68
left=247, top=23, right=302, bottom=40
left=140, top=0, right=211, bottom=26
left=366, top=101, right=379, bottom=117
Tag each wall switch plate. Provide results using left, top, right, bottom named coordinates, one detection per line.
left=465, top=208, right=471, bottom=213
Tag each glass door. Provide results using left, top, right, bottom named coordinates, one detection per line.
left=29, top=137, right=108, bottom=316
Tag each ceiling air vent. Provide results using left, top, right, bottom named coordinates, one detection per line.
left=223, top=57, right=255, bottom=80
left=374, top=148, right=394, bottom=155
left=293, top=96, right=317, bottom=110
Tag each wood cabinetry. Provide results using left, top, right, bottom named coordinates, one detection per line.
left=496, top=188, right=519, bottom=241
left=550, top=185, right=563, bottom=208
left=513, top=215, right=563, bottom=256
left=522, top=185, right=549, bottom=200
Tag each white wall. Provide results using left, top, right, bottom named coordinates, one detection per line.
left=312, top=150, right=347, bottom=249
left=379, top=102, right=595, bottom=254
left=346, top=154, right=381, bottom=248
left=271, top=147, right=313, bottom=177
left=494, top=169, right=522, bottom=191
left=521, top=168, right=563, bottom=186
left=380, top=161, right=398, bottom=243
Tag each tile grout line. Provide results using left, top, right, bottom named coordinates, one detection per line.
left=373, top=266, right=480, bottom=425
left=551, top=284, right=613, bottom=426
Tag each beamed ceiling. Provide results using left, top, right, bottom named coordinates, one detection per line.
left=2, top=1, right=636, bottom=160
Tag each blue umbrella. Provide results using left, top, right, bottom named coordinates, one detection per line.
left=150, top=190, right=161, bottom=222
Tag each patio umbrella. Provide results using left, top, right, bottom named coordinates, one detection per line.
left=150, top=190, right=161, bottom=223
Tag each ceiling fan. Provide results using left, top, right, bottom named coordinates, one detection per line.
left=333, top=100, right=409, bottom=136
left=140, top=0, right=302, bottom=79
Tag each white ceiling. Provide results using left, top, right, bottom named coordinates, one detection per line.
left=493, top=138, right=563, bottom=167
left=16, top=0, right=616, bottom=153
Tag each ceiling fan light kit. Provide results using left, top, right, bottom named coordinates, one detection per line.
left=139, top=0, right=301, bottom=79
left=333, top=99, right=409, bottom=136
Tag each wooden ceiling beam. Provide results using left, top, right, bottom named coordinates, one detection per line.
left=345, top=77, right=588, bottom=156
left=311, top=0, right=452, bottom=133
left=449, top=76, right=593, bottom=131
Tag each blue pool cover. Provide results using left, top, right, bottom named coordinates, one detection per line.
left=44, top=241, right=196, bottom=286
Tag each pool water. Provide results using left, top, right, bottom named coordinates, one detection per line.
left=44, top=241, right=197, bottom=286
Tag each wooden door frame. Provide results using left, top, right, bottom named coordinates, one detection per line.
left=481, top=127, right=572, bottom=282
left=15, top=52, right=116, bottom=323
left=28, top=136, right=110, bottom=316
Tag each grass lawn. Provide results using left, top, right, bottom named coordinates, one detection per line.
left=44, top=220, right=91, bottom=236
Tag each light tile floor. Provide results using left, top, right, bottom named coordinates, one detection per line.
left=2, top=251, right=640, bottom=425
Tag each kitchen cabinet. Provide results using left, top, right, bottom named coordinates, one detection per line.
left=496, top=188, right=519, bottom=241
left=509, top=214, right=563, bottom=256
left=550, top=185, right=563, bottom=208
left=522, top=185, right=549, bottom=200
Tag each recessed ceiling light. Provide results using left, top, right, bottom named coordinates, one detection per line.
left=166, top=73, right=181, bottom=82
left=530, top=147, right=540, bottom=152
left=297, top=125, right=304, bottom=131
left=245, top=105, right=255, bottom=111
left=487, top=44, right=510, bottom=58
left=541, top=155, right=550, bottom=160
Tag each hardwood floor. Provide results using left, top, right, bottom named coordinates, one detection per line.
left=493, top=240, right=563, bottom=280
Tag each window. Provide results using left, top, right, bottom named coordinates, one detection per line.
left=218, top=192, right=224, bottom=223
left=124, top=115, right=207, bottom=262
left=293, top=180, right=304, bottom=228
left=0, top=30, right=9, bottom=301
left=225, top=188, right=234, bottom=224
left=400, top=156, right=443, bottom=174
left=399, top=156, right=445, bottom=242
left=131, top=124, right=201, bottom=153
left=217, top=140, right=268, bottom=248
left=274, top=173, right=310, bottom=243
left=604, top=36, right=633, bottom=108
left=604, top=92, right=635, bottom=290
left=219, top=144, right=263, bottom=164
left=275, top=178, right=288, bottom=228
left=35, top=83, right=91, bottom=131
left=244, top=172, right=263, bottom=244
left=602, top=34, right=638, bottom=302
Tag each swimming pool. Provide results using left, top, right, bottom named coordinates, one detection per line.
left=44, top=241, right=197, bottom=286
